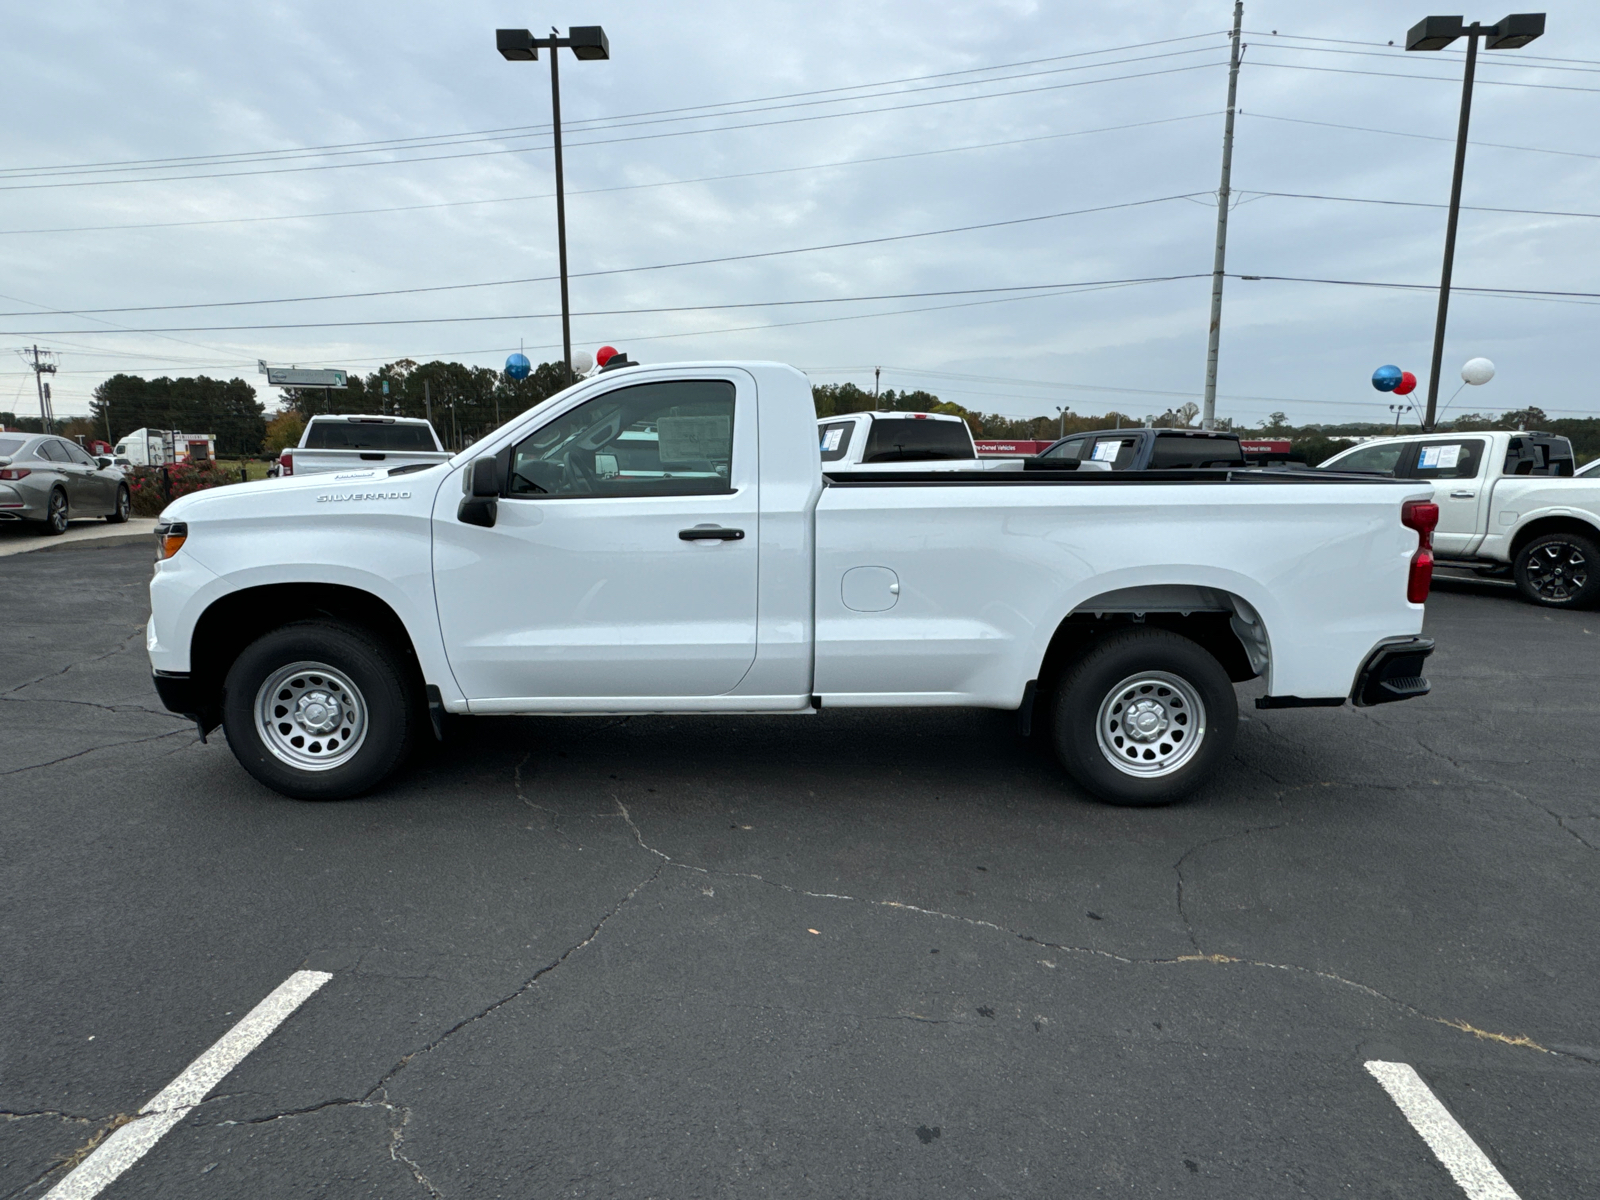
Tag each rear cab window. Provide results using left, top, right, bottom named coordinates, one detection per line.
left=1149, top=434, right=1244, bottom=469
left=1400, top=439, right=1485, bottom=481
left=819, top=420, right=855, bottom=462
left=303, top=420, right=438, bottom=452
left=862, top=417, right=973, bottom=463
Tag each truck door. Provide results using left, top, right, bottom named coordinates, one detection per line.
left=432, top=373, right=759, bottom=702
left=1398, top=437, right=1489, bottom=557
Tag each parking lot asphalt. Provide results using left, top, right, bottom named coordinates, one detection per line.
left=2, top=544, right=1596, bottom=1199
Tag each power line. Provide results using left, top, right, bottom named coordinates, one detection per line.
left=0, top=113, right=1219, bottom=238
left=0, top=193, right=1211, bottom=320
left=1242, top=30, right=1600, bottom=71
left=1245, top=57, right=1600, bottom=95
left=1243, top=189, right=1600, bottom=221
left=1240, top=36, right=1600, bottom=76
left=0, top=60, right=1229, bottom=193
left=0, top=274, right=1207, bottom=336
left=1231, top=273, right=1600, bottom=303
left=0, top=31, right=1228, bottom=179
left=1243, top=110, right=1600, bottom=163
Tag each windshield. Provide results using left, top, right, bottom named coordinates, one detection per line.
left=303, top=420, right=438, bottom=451
left=862, top=418, right=973, bottom=462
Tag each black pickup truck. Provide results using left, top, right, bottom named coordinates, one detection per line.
left=1026, top=428, right=1250, bottom=471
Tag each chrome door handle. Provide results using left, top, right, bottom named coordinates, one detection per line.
left=1450, top=490, right=1476, bottom=499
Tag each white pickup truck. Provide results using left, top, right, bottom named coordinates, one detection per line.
left=818, top=409, right=1027, bottom=471
left=147, top=361, right=1438, bottom=807
left=1319, top=430, right=1599, bottom=608
left=278, top=414, right=450, bottom=478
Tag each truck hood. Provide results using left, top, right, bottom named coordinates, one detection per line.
left=159, top=462, right=451, bottom=521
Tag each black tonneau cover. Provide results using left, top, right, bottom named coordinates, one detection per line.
left=824, top=468, right=1419, bottom=486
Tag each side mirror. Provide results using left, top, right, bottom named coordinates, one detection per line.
left=457, top=456, right=500, bottom=528
left=96, top=456, right=114, bottom=469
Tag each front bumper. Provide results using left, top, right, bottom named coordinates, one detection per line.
left=152, top=670, right=221, bottom=738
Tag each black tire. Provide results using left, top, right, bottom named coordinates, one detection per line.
left=221, top=620, right=416, bottom=800
left=1513, top=532, right=1598, bottom=609
left=43, top=488, right=69, bottom=535
left=106, top=484, right=131, bottom=523
left=1049, top=628, right=1237, bottom=807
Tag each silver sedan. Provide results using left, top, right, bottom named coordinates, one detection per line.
left=0, top=434, right=132, bottom=534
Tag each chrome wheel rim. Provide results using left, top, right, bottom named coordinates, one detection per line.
left=48, top=492, right=67, bottom=532
left=255, top=660, right=368, bottom=772
left=1526, top=541, right=1588, bottom=602
left=1095, top=670, right=1207, bottom=778
left=117, top=489, right=129, bottom=518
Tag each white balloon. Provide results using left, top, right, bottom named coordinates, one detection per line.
left=1461, top=357, right=1496, bottom=385
left=569, top=348, right=595, bottom=375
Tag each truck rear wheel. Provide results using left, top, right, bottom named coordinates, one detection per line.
left=1513, top=532, right=1598, bottom=608
left=222, top=620, right=416, bottom=800
left=1050, top=628, right=1236, bottom=806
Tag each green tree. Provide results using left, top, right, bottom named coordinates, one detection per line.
left=90, top=374, right=266, bottom=456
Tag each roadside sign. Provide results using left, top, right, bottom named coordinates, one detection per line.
left=265, top=367, right=347, bottom=388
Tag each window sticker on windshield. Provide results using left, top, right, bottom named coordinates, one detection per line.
left=1091, top=439, right=1123, bottom=462
left=821, top=427, right=844, bottom=451
left=657, top=415, right=731, bottom=464
left=1418, top=444, right=1461, bottom=470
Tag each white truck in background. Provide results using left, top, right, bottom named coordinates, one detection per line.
left=147, top=361, right=1439, bottom=807
left=1319, top=429, right=1600, bottom=608
left=278, top=415, right=450, bottom=478
left=113, top=429, right=216, bottom=467
left=818, top=410, right=1021, bottom=471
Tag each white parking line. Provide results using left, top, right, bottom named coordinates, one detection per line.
left=44, top=970, right=332, bottom=1200
left=1365, top=1060, right=1521, bottom=1200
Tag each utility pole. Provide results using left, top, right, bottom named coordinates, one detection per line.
left=1201, top=0, right=1244, bottom=431
left=22, top=345, right=58, bottom=434
left=424, top=380, right=433, bottom=428
left=874, top=367, right=881, bottom=410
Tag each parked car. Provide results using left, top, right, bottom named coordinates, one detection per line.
left=1318, top=430, right=1599, bottom=608
left=0, top=434, right=131, bottom=533
left=1027, top=428, right=1247, bottom=471
left=148, top=361, right=1436, bottom=807
left=818, top=410, right=1019, bottom=471
left=277, top=415, right=449, bottom=478
left=1576, top=457, right=1600, bottom=478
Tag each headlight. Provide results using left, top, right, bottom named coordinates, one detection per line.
left=155, top=520, right=188, bottom=560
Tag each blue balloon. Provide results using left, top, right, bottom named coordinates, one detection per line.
left=1371, top=364, right=1402, bottom=392
left=505, top=352, right=532, bottom=380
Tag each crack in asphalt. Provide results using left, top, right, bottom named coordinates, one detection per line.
left=0, top=729, right=191, bottom=777
left=0, top=626, right=146, bottom=698
left=0, top=1108, right=93, bottom=1124
left=613, top=798, right=1582, bottom=1065
left=1172, top=823, right=1287, bottom=953
left=0, top=694, right=188, bottom=720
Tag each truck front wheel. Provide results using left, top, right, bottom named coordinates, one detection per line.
left=1050, top=628, right=1237, bottom=806
left=221, top=620, right=416, bottom=800
left=1513, top=532, right=1597, bottom=608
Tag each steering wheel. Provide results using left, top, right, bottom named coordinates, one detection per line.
left=564, top=449, right=598, bottom=495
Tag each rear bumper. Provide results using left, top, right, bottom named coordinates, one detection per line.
left=1351, top=636, right=1435, bottom=707
left=1255, top=636, right=1434, bottom=710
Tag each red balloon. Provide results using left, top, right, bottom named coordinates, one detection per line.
left=595, top=345, right=618, bottom=366
left=1393, top=370, right=1417, bottom=396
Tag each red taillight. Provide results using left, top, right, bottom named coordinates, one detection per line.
left=0, top=468, right=30, bottom=481
left=279, top=451, right=293, bottom=476
left=1402, top=499, right=1437, bottom=604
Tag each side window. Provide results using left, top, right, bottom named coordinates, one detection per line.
left=1326, top=441, right=1407, bottom=475
left=37, top=440, right=69, bottom=463
left=65, top=441, right=97, bottom=466
left=1040, top=437, right=1085, bottom=462
left=819, top=421, right=854, bottom=462
left=1088, top=436, right=1139, bottom=470
left=1402, top=439, right=1484, bottom=481
left=508, top=379, right=735, bottom=499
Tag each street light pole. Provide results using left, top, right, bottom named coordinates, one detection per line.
left=1406, top=13, right=1546, bottom=429
left=498, top=25, right=610, bottom=386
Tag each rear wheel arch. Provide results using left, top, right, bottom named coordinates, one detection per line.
left=187, top=584, right=424, bottom=731
left=1508, top=514, right=1600, bottom=560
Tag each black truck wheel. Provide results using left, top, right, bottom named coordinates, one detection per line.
left=1050, top=628, right=1237, bottom=806
left=1513, top=532, right=1598, bottom=608
left=222, top=621, right=416, bottom=800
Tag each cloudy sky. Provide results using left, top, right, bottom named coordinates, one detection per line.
left=2, top=0, right=1597, bottom=429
